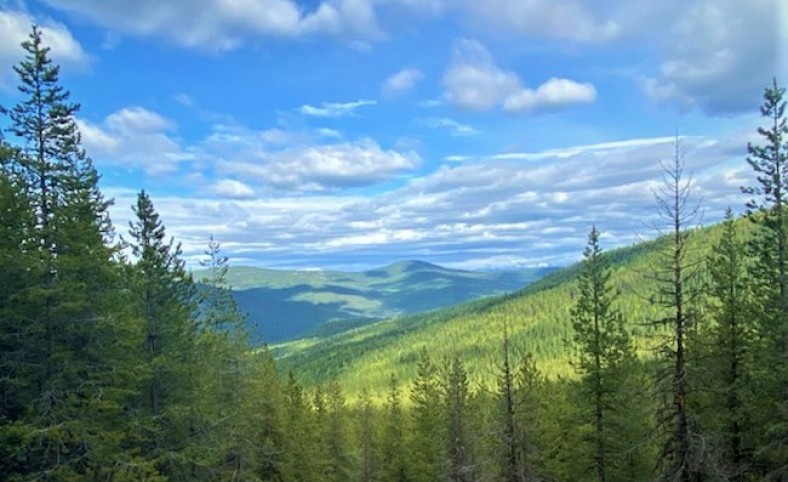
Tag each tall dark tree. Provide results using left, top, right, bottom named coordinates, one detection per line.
left=651, top=138, right=706, bottom=481
left=497, top=322, right=525, bottom=482
left=127, top=190, right=199, bottom=477
left=703, top=209, right=754, bottom=480
left=444, top=357, right=475, bottom=482
left=570, top=225, right=636, bottom=481
left=0, top=25, right=124, bottom=480
left=740, top=79, right=788, bottom=478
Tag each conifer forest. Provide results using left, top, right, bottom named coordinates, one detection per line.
left=1, top=27, right=786, bottom=482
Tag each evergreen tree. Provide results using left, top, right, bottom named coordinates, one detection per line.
left=701, top=209, right=755, bottom=480
left=444, top=357, right=475, bottom=482
left=126, top=189, right=199, bottom=478
left=380, top=375, right=409, bottom=482
left=740, top=79, right=788, bottom=478
left=513, top=353, right=545, bottom=481
left=570, top=226, right=636, bottom=481
left=497, top=322, right=525, bottom=482
left=0, top=25, right=126, bottom=480
left=409, top=348, right=444, bottom=482
left=357, top=389, right=379, bottom=482
left=324, top=381, right=354, bottom=482
left=281, top=372, right=321, bottom=482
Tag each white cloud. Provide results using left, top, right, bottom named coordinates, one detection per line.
left=383, top=68, right=424, bottom=94
left=419, top=117, right=478, bottom=136
left=299, top=99, right=377, bottom=117
left=221, top=138, right=421, bottom=191
left=41, top=0, right=383, bottom=51
left=105, top=127, right=757, bottom=271
left=442, top=39, right=520, bottom=111
left=0, top=9, right=89, bottom=87
left=211, top=179, right=256, bottom=199
left=78, top=107, right=193, bottom=175
left=463, top=0, right=620, bottom=43
left=643, top=0, right=779, bottom=115
left=503, top=77, right=596, bottom=113
left=443, top=39, right=597, bottom=113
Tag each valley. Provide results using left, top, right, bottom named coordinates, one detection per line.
left=195, top=260, right=556, bottom=342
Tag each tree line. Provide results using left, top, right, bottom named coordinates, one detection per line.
left=0, top=27, right=785, bottom=481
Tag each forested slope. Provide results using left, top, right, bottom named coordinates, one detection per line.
left=273, top=226, right=721, bottom=392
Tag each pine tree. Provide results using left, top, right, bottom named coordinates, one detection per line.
left=358, top=389, right=379, bottom=482
left=513, top=352, right=545, bottom=481
left=324, top=381, right=354, bottom=482
left=444, top=357, right=475, bottom=482
left=570, top=226, right=636, bottom=481
left=497, top=322, right=525, bottom=482
left=281, top=372, right=321, bottom=482
left=702, top=209, right=755, bottom=480
left=0, top=25, right=125, bottom=479
left=126, top=190, right=199, bottom=477
left=740, top=79, right=788, bottom=478
left=409, top=348, right=443, bottom=482
left=380, top=375, right=409, bottom=482
left=191, top=235, right=261, bottom=480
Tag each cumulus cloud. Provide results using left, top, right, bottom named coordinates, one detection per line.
left=503, top=77, right=596, bottom=113
left=299, top=99, right=376, bottom=117
left=211, top=179, right=256, bottom=199
left=383, top=68, right=424, bottom=94
left=78, top=107, right=193, bottom=175
left=0, top=9, right=89, bottom=86
left=40, top=0, right=383, bottom=51
left=643, top=0, right=779, bottom=115
left=442, top=39, right=597, bottom=113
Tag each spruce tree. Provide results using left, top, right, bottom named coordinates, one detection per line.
left=358, top=389, right=379, bottom=482
left=570, top=226, right=636, bottom=481
left=126, top=190, right=199, bottom=477
left=444, top=357, right=475, bottom=482
left=740, top=79, right=788, bottom=478
left=0, top=25, right=125, bottom=479
left=409, top=348, right=443, bottom=482
left=702, top=209, right=754, bottom=480
left=380, top=375, right=409, bottom=482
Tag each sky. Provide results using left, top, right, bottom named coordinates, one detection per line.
left=0, top=0, right=786, bottom=271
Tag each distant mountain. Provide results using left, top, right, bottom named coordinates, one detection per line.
left=193, top=261, right=557, bottom=343
left=272, top=222, right=734, bottom=397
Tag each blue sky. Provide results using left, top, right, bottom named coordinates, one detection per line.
left=0, top=0, right=785, bottom=271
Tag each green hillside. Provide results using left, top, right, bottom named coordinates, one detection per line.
left=273, top=223, right=732, bottom=397
left=194, top=260, right=556, bottom=342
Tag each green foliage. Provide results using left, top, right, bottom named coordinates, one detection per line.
left=740, top=79, right=788, bottom=479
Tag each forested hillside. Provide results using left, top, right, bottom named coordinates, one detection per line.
left=1, top=29, right=786, bottom=481
left=271, top=228, right=709, bottom=388
left=193, top=261, right=555, bottom=342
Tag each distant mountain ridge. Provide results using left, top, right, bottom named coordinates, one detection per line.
left=194, top=260, right=557, bottom=342
left=271, top=221, right=736, bottom=396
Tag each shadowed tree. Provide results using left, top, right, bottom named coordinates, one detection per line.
left=570, top=225, right=636, bottom=481
left=740, top=79, right=788, bottom=478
